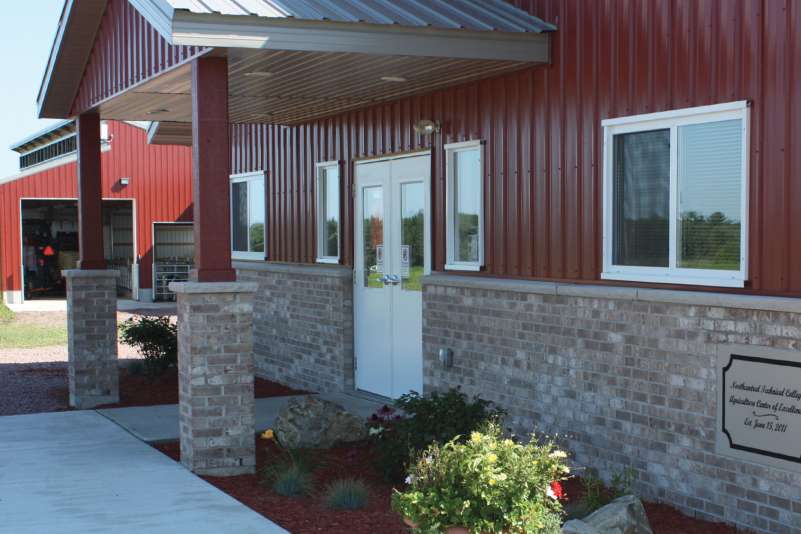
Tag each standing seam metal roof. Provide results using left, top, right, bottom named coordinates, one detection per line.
left=163, top=0, right=556, bottom=33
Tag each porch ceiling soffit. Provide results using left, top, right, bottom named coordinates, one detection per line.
left=47, top=0, right=555, bottom=129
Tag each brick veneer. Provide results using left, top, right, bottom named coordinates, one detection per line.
left=170, top=281, right=258, bottom=476
left=423, top=274, right=801, bottom=534
left=63, top=269, right=119, bottom=409
left=235, top=262, right=353, bottom=393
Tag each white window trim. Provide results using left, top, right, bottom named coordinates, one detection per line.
left=230, top=171, right=267, bottom=261
left=315, top=160, right=341, bottom=264
left=444, top=139, right=485, bottom=272
left=601, top=100, right=750, bottom=288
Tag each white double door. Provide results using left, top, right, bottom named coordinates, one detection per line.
left=354, top=152, right=431, bottom=398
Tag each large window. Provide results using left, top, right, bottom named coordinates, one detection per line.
left=316, top=161, right=340, bottom=263
left=230, top=172, right=266, bottom=260
left=445, top=140, right=484, bottom=271
left=602, top=101, right=749, bottom=287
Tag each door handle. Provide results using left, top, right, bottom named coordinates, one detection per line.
left=381, top=274, right=400, bottom=286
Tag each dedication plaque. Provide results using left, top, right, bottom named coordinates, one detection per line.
left=717, top=345, right=801, bottom=471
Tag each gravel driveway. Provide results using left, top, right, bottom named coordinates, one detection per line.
left=0, top=311, right=162, bottom=416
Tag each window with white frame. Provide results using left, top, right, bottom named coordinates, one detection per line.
left=230, top=171, right=266, bottom=260
left=602, top=101, right=749, bottom=287
left=316, top=161, right=341, bottom=263
left=445, top=140, right=484, bottom=271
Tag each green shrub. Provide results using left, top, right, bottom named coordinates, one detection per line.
left=576, top=467, right=636, bottom=516
left=269, top=464, right=313, bottom=497
left=392, top=423, right=570, bottom=534
left=368, top=388, right=504, bottom=481
left=119, top=316, right=177, bottom=379
left=0, top=303, right=14, bottom=323
left=324, top=478, right=370, bottom=510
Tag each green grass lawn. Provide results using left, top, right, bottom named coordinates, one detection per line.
left=0, top=303, right=68, bottom=349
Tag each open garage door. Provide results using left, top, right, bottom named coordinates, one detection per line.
left=20, top=199, right=135, bottom=301
left=153, top=223, right=194, bottom=302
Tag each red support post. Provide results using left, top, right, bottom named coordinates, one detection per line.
left=76, top=113, right=106, bottom=270
left=191, top=56, right=236, bottom=282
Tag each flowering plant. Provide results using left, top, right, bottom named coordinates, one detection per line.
left=391, top=423, right=569, bottom=534
left=368, top=389, right=504, bottom=482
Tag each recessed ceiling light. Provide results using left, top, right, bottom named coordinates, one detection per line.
left=380, top=76, right=407, bottom=83
left=244, top=71, right=274, bottom=77
left=146, top=108, right=169, bottom=115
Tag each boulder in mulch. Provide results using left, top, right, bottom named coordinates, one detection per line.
left=274, top=396, right=368, bottom=449
left=569, top=494, right=652, bottom=534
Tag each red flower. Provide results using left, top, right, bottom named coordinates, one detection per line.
left=550, top=481, right=565, bottom=501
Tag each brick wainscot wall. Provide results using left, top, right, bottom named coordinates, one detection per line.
left=423, top=274, right=801, bottom=534
left=235, top=262, right=354, bottom=393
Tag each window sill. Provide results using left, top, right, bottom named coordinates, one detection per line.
left=316, top=257, right=340, bottom=265
left=232, top=252, right=266, bottom=262
left=444, top=263, right=482, bottom=272
left=601, top=270, right=745, bottom=288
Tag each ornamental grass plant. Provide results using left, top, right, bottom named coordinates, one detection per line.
left=392, top=423, right=570, bottom=534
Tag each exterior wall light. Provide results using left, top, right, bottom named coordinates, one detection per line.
left=414, top=119, right=441, bottom=136
left=119, top=177, right=130, bottom=186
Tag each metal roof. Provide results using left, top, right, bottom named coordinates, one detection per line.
left=161, top=0, right=556, bottom=33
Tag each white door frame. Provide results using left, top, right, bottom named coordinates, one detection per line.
left=353, top=150, right=432, bottom=397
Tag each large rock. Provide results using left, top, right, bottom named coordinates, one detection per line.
left=274, top=396, right=368, bottom=448
left=580, top=495, right=653, bottom=534
left=562, top=519, right=601, bottom=533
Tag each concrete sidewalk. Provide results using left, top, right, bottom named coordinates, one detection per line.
left=0, top=410, right=287, bottom=534
left=97, top=392, right=384, bottom=443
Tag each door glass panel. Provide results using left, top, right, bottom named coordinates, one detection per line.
left=400, top=182, right=424, bottom=291
left=362, top=186, right=384, bottom=288
left=231, top=181, right=248, bottom=252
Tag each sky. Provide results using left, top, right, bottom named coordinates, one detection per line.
left=0, top=1, right=64, bottom=179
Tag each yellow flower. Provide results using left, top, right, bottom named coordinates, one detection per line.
left=470, top=431, right=482, bottom=443
left=261, top=429, right=275, bottom=441
left=487, top=453, right=498, bottom=463
left=489, top=478, right=497, bottom=486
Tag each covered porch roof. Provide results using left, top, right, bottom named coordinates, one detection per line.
left=39, top=0, right=555, bottom=126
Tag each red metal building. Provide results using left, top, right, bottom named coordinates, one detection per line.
left=0, top=119, right=192, bottom=303
left=35, top=1, right=801, bottom=531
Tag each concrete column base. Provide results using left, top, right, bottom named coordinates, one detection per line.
left=170, top=281, right=258, bottom=476
left=64, top=269, right=119, bottom=409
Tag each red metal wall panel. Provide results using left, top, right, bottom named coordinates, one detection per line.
left=228, top=0, right=801, bottom=297
left=0, top=121, right=193, bottom=293
left=71, top=0, right=207, bottom=116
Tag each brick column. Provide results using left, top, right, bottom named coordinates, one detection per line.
left=170, top=281, right=258, bottom=476
left=64, top=269, right=119, bottom=409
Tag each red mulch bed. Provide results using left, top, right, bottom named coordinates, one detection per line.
left=154, top=439, right=407, bottom=534
left=93, top=368, right=305, bottom=408
left=153, top=437, right=748, bottom=534
left=36, top=367, right=305, bottom=411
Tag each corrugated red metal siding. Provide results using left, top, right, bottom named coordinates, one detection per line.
left=0, top=121, right=193, bottom=294
left=230, top=0, right=801, bottom=296
left=71, top=0, right=207, bottom=116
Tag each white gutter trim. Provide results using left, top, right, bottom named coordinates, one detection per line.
left=170, top=15, right=551, bottom=62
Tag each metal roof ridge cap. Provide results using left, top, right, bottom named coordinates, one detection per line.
left=9, top=119, right=75, bottom=152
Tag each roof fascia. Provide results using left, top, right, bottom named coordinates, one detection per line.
left=169, top=13, right=551, bottom=63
